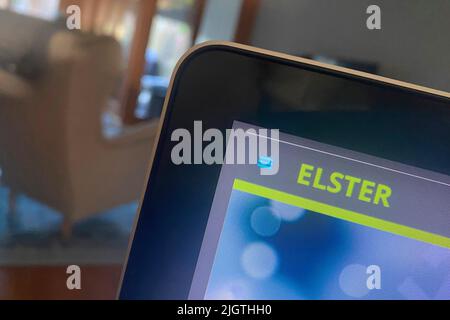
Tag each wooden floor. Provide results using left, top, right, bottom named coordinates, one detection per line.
left=0, top=265, right=123, bottom=300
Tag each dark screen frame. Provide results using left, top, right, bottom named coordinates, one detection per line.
left=118, top=42, right=450, bottom=300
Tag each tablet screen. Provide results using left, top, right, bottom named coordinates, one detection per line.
left=189, top=121, right=450, bottom=300
left=119, top=45, right=450, bottom=300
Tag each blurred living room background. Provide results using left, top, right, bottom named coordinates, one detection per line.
left=0, top=0, right=448, bottom=299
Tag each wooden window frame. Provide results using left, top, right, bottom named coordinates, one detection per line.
left=234, top=0, right=261, bottom=45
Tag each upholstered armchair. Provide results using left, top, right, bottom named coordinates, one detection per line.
left=0, top=12, right=158, bottom=237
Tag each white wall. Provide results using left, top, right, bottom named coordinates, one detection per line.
left=251, top=0, right=450, bottom=92
left=196, top=0, right=243, bottom=43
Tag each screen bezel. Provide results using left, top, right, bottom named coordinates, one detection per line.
left=118, top=41, right=450, bottom=300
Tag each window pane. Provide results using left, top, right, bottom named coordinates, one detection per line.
left=10, top=0, right=60, bottom=20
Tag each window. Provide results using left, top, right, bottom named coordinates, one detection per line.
left=135, top=0, right=195, bottom=120
left=8, top=0, right=60, bottom=20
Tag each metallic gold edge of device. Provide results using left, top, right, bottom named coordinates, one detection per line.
left=219, top=41, right=450, bottom=98
left=116, top=40, right=450, bottom=299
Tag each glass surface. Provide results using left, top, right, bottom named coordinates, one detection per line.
left=206, top=190, right=450, bottom=300
left=120, top=46, right=450, bottom=299
left=192, top=122, right=450, bottom=300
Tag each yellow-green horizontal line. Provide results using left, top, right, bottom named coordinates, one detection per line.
left=233, top=179, right=450, bottom=249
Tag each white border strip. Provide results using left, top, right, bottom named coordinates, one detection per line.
left=248, top=131, right=450, bottom=187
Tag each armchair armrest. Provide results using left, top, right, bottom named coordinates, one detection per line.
left=0, top=69, right=33, bottom=100
left=103, top=119, right=160, bottom=147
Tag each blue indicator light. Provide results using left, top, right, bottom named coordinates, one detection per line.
left=258, top=156, right=273, bottom=169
